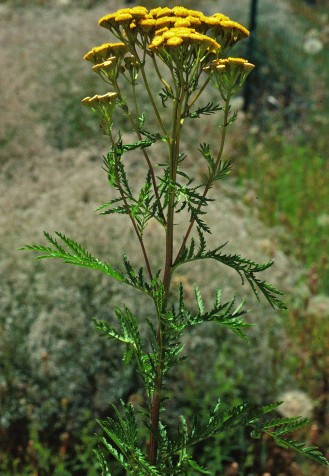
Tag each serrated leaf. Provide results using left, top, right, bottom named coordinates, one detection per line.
left=272, top=437, right=329, bottom=466
left=94, top=447, right=112, bottom=476
left=187, top=458, right=211, bottom=474
left=194, top=287, right=204, bottom=314
left=185, top=102, right=222, bottom=119
left=174, top=238, right=287, bottom=310
left=21, top=231, right=124, bottom=282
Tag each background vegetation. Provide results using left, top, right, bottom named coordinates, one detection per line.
left=0, top=0, right=328, bottom=474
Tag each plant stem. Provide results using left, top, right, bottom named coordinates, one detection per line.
left=130, top=80, right=167, bottom=226
left=133, top=47, right=168, bottom=138
left=113, top=80, right=167, bottom=226
left=173, top=95, right=231, bottom=266
left=187, top=75, right=211, bottom=112
left=109, top=131, right=154, bottom=282
left=148, top=86, right=184, bottom=466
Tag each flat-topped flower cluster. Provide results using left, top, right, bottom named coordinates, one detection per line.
left=97, top=6, right=249, bottom=51
left=82, top=6, right=254, bottom=124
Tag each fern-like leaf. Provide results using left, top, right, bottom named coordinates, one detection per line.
left=174, top=237, right=287, bottom=310
left=21, top=231, right=124, bottom=282
left=94, top=447, right=112, bottom=476
left=271, top=438, right=329, bottom=466
left=184, top=102, right=222, bottom=119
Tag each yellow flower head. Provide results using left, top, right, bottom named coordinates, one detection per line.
left=154, top=16, right=176, bottom=29
left=84, top=42, right=128, bottom=64
left=139, top=17, right=157, bottom=32
left=221, top=20, right=249, bottom=39
left=155, top=26, right=169, bottom=37
left=166, top=36, right=184, bottom=46
left=153, top=14, right=202, bottom=30
left=211, top=13, right=230, bottom=22
left=115, top=12, right=133, bottom=22
left=171, top=6, right=203, bottom=18
left=185, top=15, right=202, bottom=27
left=149, top=7, right=172, bottom=18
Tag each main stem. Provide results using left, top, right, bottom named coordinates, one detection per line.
left=148, top=87, right=183, bottom=466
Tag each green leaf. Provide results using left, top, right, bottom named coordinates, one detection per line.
left=174, top=286, right=251, bottom=340
left=194, top=287, right=204, bottom=314
left=198, top=144, right=232, bottom=184
left=174, top=238, right=287, bottom=310
left=98, top=402, right=161, bottom=475
left=94, top=307, right=155, bottom=394
left=168, top=401, right=260, bottom=455
left=20, top=231, right=124, bottom=282
left=159, top=87, right=174, bottom=108
left=96, top=197, right=128, bottom=216
left=94, top=447, right=112, bottom=476
left=263, top=416, right=309, bottom=435
left=249, top=408, right=328, bottom=466
left=122, top=138, right=156, bottom=152
left=122, top=255, right=154, bottom=296
left=187, top=459, right=211, bottom=474
left=184, top=102, right=222, bottom=119
left=271, top=438, right=329, bottom=466
left=138, top=128, right=162, bottom=142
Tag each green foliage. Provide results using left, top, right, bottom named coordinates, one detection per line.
left=21, top=231, right=125, bottom=283
left=184, top=102, right=222, bottom=120
left=174, top=229, right=287, bottom=310
left=253, top=416, right=329, bottom=466
left=238, top=0, right=329, bottom=293
left=0, top=417, right=101, bottom=476
left=173, top=285, right=251, bottom=341
left=96, top=402, right=160, bottom=476
left=238, top=139, right=329, bottom=292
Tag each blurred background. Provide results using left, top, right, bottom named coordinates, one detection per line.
left=0, top=0, right=328, bottom=474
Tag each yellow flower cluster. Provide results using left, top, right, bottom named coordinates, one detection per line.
left=206, top=57, right=255, bottom=73
left=148, top=27, right=220, bottom=55
left=84, top=43, right=128, bottom=64
left=83, top=7, right=253, bottom=121
left=81, top=93, right=118, bottom=134
left=91, top=58, right=119, bottom=83
left=97, top=6, right=249, bottom=52
left=204, top=57, right=255, bottom=99
left=81, top=92, right=118, bottom=106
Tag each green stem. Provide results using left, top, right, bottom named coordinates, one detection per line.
left=133, top=47, right=168, bottom=138
left=130, top=80, right=167, bottom=226
left=151, top=54, right=173, bottom=96
left=173, top=94, right=231, bottom=266
left=148, top=85, right=184, bottom=467
left=109, top=131, right=153, bottom=282
left=187, top=75, right=211, bottom=112
left=113, top=80, right=166, bottom=226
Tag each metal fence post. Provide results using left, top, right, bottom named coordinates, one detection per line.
left=243, top=0, right=259, bottom=112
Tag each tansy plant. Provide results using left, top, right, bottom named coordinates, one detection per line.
left=22, top=6, right=328, bottom=475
